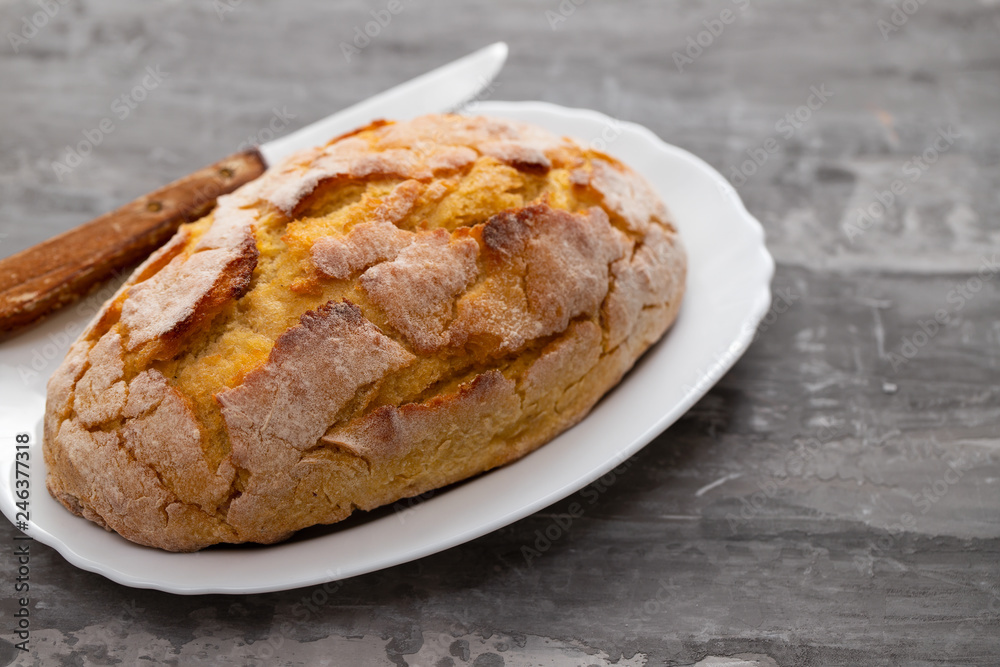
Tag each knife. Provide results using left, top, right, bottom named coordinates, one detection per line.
left=0, top=42, right=508, bottom=336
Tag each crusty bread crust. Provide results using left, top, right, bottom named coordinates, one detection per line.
left=43, top=114, right=686, bottom=551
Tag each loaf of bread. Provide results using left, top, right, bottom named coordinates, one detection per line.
left=43, top=114, right=686, bottom=551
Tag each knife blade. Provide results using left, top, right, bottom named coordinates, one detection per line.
left=261, top=41, right=507, bottom=164
left=0, top=42, right=508, bottom=336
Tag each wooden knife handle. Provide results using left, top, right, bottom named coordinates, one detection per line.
left=0, top=148, right=267, bottom=335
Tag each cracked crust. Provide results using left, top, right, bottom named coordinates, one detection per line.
left=360, top=229, right=480, bottom=353
left=43, top=114, right=686, bottom=551
left=216, top=301, right=414, bottom=541
left=310, top=180, right=423, bottom=280
left=121, top=223, right=259, bottom=360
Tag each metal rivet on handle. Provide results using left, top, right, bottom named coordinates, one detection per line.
left=146, top=201, right=162, bottom=212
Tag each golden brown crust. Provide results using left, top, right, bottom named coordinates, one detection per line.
left=360, top=229, right=480, bottom=353
left=215, top=300, right=414, bottom=541
left=323, top=369, right=520, bottom=467
left=121, top=231, right=259, bottom=360
left=43, top=114, right=686, bottom=551
left=122, top=370, right=235, bottom=509
left=449, top=204, right=627, bottom=356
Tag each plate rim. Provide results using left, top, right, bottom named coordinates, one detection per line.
left=0, top=100, right=774, bottom=594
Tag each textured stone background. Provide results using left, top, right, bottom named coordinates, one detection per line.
left=1, top=0, right=999, bottom=665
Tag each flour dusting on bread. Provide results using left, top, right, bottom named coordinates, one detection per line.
left=43, top=114, right=686, bottom=550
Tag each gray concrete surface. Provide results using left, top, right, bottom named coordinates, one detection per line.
left=1, top=0, right=998, bottom=665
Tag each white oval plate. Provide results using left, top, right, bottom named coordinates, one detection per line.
left=0, top=101, right=773, bottom=594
